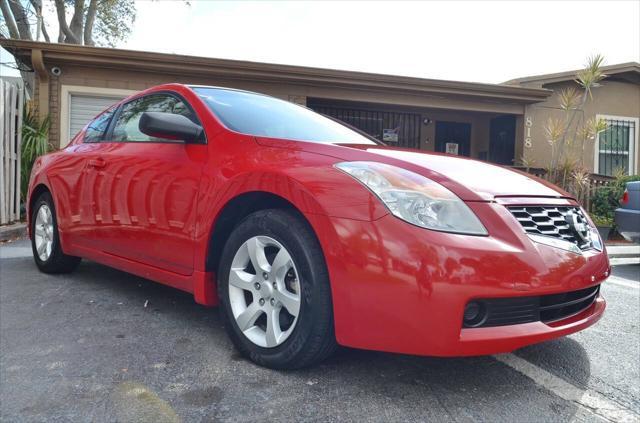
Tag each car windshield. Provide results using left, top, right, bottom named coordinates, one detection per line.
left=193, top=87, right=377, bottom=145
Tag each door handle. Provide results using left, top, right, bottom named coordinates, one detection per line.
left=88, top=158, right=106, bottom=169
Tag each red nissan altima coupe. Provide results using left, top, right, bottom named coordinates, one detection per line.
left=27, top=84, right=609, bottom=369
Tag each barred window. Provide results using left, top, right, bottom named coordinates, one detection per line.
left=596, top=117, right=637, bottom=176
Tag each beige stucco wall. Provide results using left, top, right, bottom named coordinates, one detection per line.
left=44, top=61, right=528, bottom=149
left=522, top=79, right=640, bottom=174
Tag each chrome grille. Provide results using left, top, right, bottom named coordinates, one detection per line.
left=508, top=206, right=592, bottom=249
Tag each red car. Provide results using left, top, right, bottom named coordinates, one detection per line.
left=28, top=84, right=609, bottom=369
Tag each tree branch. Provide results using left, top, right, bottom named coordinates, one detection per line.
left=68, top=0, right=84, bottom=43
left=0, top=0, right=21, bottom=39
left=53, top=0, right=79, bottom=43
left=28, top=0, right=50, bottom=42
left=7, top=0, right=32, bottom=40
left=40, top=16, right=50, bottom=42
left=84, top=0, right=97, bottom=45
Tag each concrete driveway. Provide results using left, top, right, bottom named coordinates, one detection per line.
left=1, top=239, right=639, bottom=422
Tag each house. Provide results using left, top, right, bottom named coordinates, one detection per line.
left=1, top=39, right=555, bottom=168
left=506, top=62, right=640, bottom=176
left=4, top=39, right=637, bottom=178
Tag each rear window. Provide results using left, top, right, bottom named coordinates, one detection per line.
left=193, top=87, right=376, bottom=145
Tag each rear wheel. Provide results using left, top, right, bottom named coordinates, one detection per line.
left=218, top=209, right=336, bottom=369
left=31, top=192, right=80, bottom=274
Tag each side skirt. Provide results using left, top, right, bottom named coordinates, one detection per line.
left=67, top=243, right=218, bottom=306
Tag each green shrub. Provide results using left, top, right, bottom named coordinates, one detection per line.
left=21, top=105, right=51, bottom=203
left=590, top=214, right=613, bottom=227
left=591, top=174, right=640, bottom=227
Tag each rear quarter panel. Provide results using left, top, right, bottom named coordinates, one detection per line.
left=615, top=181, right=640, bottom=242
left=624, top=181, right=640, bottom=210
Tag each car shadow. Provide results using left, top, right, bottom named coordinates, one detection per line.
left=3, top=255, right=594, bottom=421
left=81, top=260, right=592, bottom=418
left=515, top=336, right=592, bottom=388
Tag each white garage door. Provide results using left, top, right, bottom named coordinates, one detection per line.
left=69, top=94, right=125, bottom=140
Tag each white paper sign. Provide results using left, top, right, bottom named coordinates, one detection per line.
left=445, top=142, right=459, bottom=155
left=383, top=129, right=399, bottom=143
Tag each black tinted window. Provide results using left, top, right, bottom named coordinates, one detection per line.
left=84, top=109, right=114, bottom=142
left=112, top=94, right=197, bottom=143
left=194, top=87, right=375, bottom=144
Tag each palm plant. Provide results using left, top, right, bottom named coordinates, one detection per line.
left=543, top=55, right=608, bottom=198
left=21, top=104, right=51, bottom=202
left=517, top=155, right=536, bottom=174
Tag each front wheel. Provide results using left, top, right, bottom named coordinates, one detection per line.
left=218, top=209, right=336, bottom=369
left=31, top=192, right=80, bottom=274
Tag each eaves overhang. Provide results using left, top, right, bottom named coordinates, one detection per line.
left=504, top=62, right=640, bottom=86
left=1, top=39, right=552, bottom=104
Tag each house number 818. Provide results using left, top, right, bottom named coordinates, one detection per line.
left=524, top=116, right=533, bottom=148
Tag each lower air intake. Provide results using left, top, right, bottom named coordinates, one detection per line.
left=463, top=285, right=600, bottom=328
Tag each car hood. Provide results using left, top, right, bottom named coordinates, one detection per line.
left=254, top=138, right=572, bottom=202
left=353, top=146, right=570, bottom=201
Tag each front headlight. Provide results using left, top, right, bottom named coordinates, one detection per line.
left=335, top=161, right=488, bottom=235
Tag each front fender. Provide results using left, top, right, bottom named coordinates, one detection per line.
left=26, top=156, right=53, bottom=239
left=193, top=164, right=374, bottom=271
left=193, top=138, right=390, bottom=270
left=191, top=139, right=388, bottom=306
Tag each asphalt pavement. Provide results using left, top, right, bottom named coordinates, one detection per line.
left=1, top=238, right=638, bottom=422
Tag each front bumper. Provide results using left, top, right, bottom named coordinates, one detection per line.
left=457, top=296, right=605, bottom=355
left=312, top=201, right=609, bottom=357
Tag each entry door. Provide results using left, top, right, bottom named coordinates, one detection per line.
left=89, top=93, right=206, bottom=275
left=435, top=121, right=471, bottom=157
left=489, top=115, right=516, bottom=165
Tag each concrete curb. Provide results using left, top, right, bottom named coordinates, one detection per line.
left=0, top=223, right=27, bottom=243
left=606, top=244, right=640, bottom=259
left=609, top=257, right=640, bottom=266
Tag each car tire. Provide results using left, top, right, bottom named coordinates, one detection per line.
left=218, top=209, right=337, bottom=369
left=31, top=192, right=81, bottom=274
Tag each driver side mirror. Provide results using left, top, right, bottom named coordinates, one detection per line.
left=139, top=111, right=204, bottom=143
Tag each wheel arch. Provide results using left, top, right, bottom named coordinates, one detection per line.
left=204, top=190, right=314, bottom=275
left=27, top=183, right=52, bottom=236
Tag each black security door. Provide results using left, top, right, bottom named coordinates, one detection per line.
left=435, top=121, right=471, bottom=157
left=307, top=100, right=422, bottom=149
left=489, top=115, right=516, bottom=165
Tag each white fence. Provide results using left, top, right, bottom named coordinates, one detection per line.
left=0, top=79, right=24, bottom=225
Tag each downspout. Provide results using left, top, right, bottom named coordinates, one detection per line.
left=31, top=48, right=49, bottom=122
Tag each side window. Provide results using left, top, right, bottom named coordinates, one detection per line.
left=111, top=94, right=198, bottom=143
left=84, top=109, right=114, bottom=142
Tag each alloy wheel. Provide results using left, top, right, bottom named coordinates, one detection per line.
left=228, top=235, right=301, bottom=348
left=34, top=204, right=54, bottom=261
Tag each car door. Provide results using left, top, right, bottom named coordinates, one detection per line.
left=48, top=107, right=117, bottom=251
left=89, top=93, right=207, bottom=275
